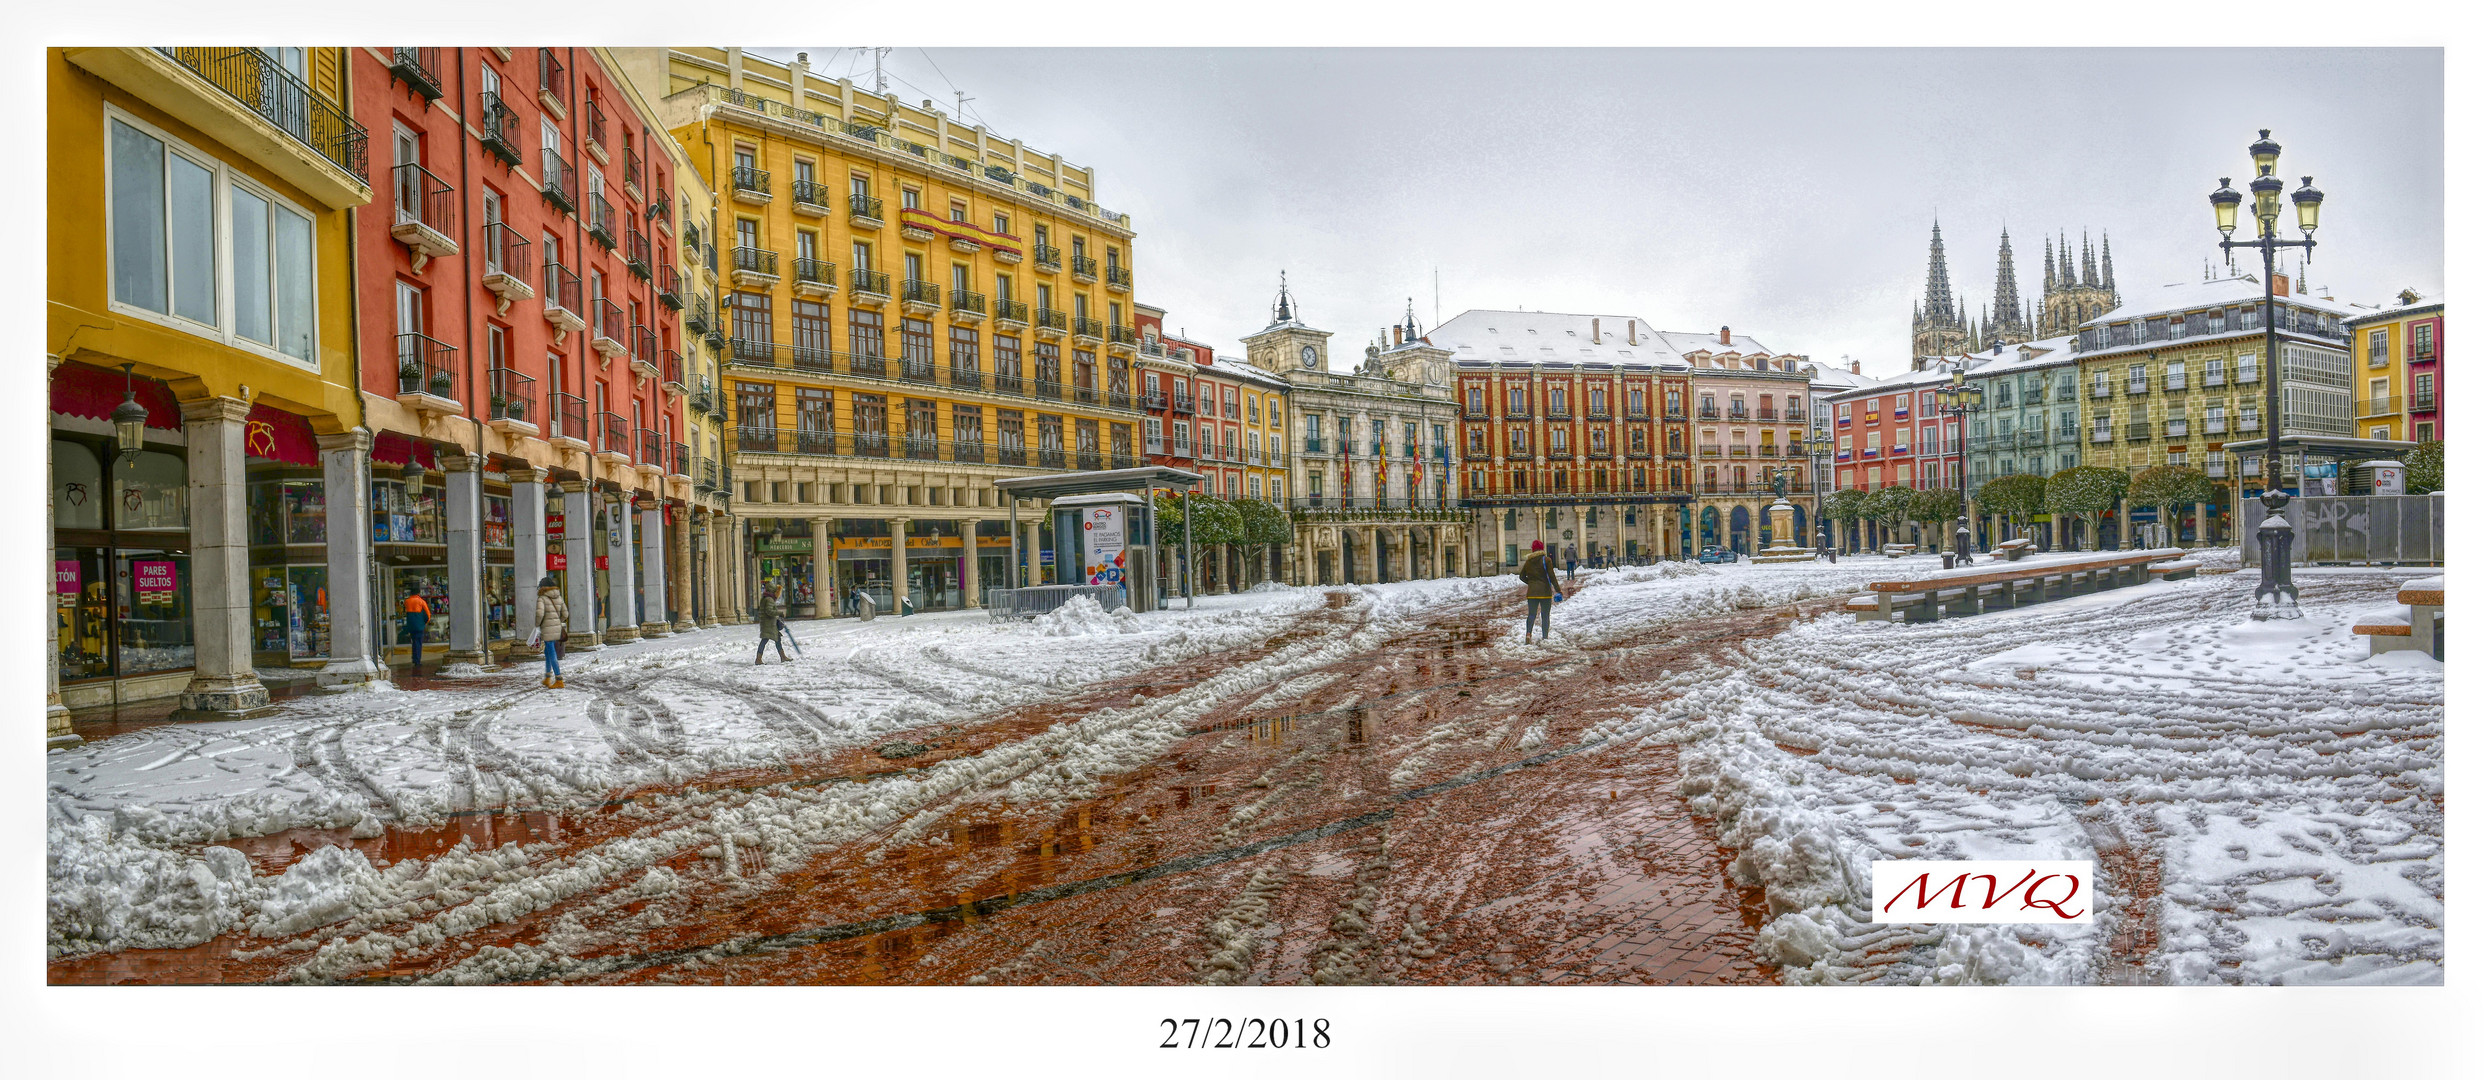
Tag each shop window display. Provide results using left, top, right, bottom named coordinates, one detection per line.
left=115, top=551, right=194, bottom=673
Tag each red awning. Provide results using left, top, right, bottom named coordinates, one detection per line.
left=243, top=403, right=319, bottom=466
left=371, top=430, right=439, bottom=470
left=50, top=362, right=180, bottom=430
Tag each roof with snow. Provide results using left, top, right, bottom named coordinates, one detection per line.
left=1210, top=355, right=1291, bottom=391
left=2344, top=290, right=2444, bottom=326
left=1427, top=309, right=1693, bottom=370
left=2087, top=275, right=2360, bottom=326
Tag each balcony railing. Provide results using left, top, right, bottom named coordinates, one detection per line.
left=631, top=325, right=658, bottom=369
left=2092, top=383, right=2112, bottom=399
left=488, top=366, right=536, bottom=426
left=632, top=428, right=657, bottom=468
left=656, top=263, right=681, bottom=309
left=902, top=279, right=941, bottom=307
left=1069, top=254, right=1098, bottom=279
left=1033, top=380, right=1063, bottom=402
left=625, top=228, right=651, bottom=278
left=481, top=220, right=532, bottom=286
left=1698, top=406, right=1720, bottom=419
left=733, top=245, right=779, bottom=279
left=670, top=441, right=691, bottom=478
left=391, top=161, right=454, bottom=238
left=152, top=48, right=367, bottom=176
left=793, top=257, right=837, bottom=289
left=2164, top=419, right=2190, bottom=437
left=1143, top=390, right=1167, bottom=410
left=588, top=300, right=621, bottom=348
left=541, top=262, right=582, bottom=319
left=478, top=90, right=523, bottom=165
left=388, top=47, right=444, bottom=101
left=2091, top=428, right=2112, bottom=444
left=2125, top=379, right=2149, bottom=395
left=2125, top=422, right=2153, bottom=442
left=2354, top=395, right=2406, bottom=420
left=597, top=412, right=629, bottom=456
left=1172, top=394, right=1194, bottom=414
left=582, top=96, right=607, bottom=157
left=1071, top=315, right=1105, bottom=341
left=995, top=298, right=1029, bottom=325
left=683, top=294, right=712, bottom=336
left=951, top=290, right=987, bottom=316
left=587, top=194, right=616, bottom=247
left=1108, top=324, right=1137, bottom=347
left=661, top=349, right=683, bottom=388
left=1035, top=307, right=1068, bottom=333
left=733, top=165, right=770, bottom=200
left=2205, top=416, right=2228, bottom=434
left=790, top=178, right=830, bottom=209
left=851, top=268, right=890, bottom=297
left=625, top=145, right=646, bottom=197
left=542, top=150, right=576, bottom=214
left=549, top=393, right=588, bottom=443
left=849, top=193, right=883, bottom=222
left=538, top=48, right=568, bottom=113
left=1105, top=265, right=1133, bottom=290
left=2414, top=391, right=2437, bottom=412
left=394, top=332, right=459, bottom=400
left=1033, top=244, right=1062, bottom=271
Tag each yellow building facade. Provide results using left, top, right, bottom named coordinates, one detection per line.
left=48, top=48, right=376, bottom=735
left=614, top=48, right=1144, bottom=614
left=2344, top=290, right=2443, bottom=445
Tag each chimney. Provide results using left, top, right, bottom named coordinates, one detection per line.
left=1393, top=325, right=1404, bottom=346
left=1628, top=319, right=1638, bottom=345
left=790, top=52, right=808, bottom=102
left=726, top=47, right=745, bottom=92
left=1719, top=325, right=1732, bottom=346
left=1850, top=359, right=1861, bottom=375
left=1592, top=317, right=1601, bottom=344
left=2271, top=272, right=2290, bottom=297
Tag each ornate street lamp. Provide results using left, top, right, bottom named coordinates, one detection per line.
left=1807, top=431, right=1835, bottom=552
left=401, top=455, right=425, bottom=500
left=110, top=363, right=150, bottom=457
left=1933, top=370, right=1984, bottom=562
left=2212, top=128, right=2320, bottom=620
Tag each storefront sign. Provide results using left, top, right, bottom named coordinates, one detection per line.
left=1040, top=549, right=1054, bottom=566
left=1082, top=506, right=1126, bottom=586
left=547, top=511, right=565, bottom=537
left=594, top=555, right=609, bottom=571
left=548, top=551, right=567, bottom=571
left=56, top=560, right=80, bottom=596
left=133, top=560, right=178, bottom=603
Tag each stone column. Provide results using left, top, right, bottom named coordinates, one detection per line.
left=175, top=397, right=269, bottom=718
left=45, top=361, right=78, bottom=745
left=1024, top=519, right=1042, bottom=587
left=671, top=503, right=696, bottom=631
left=959, top=518, right=983, bottom=607
left=304, top=429, right=384, bottom=689
left=891, top=517, right=911, bottom=612
left=728, top=514, right=750, bottom=623
left=442, top=453, right=488, bottom=667
left=505, top=467, right=547, bottom=660
left=603, top=490, right=640, bottom=642
left=810, top=517, right=833, bottom=618
left=638, top=499, right=669, bottom=636
left=561, top=482, right=601, bottom=648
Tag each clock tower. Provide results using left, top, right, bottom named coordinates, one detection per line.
left=1242, top=273, right=1333, bottom=377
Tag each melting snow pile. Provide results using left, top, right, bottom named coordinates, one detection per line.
left=1033, top=595, right=1144, bottom=637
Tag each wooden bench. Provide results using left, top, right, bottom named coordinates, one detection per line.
left=2355, top=575, right=2442, bottom=657
left=2147, top=560, right=2200, bottom=581
left=1847, top=548, right=2187, bottom=623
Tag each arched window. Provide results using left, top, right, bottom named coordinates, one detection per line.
left=54, top=439, right=104, bottom=531
left=115, top=450, right=189, bottom=532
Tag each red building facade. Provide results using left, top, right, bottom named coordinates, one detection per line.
left=350, top=47, right=697, bottom=669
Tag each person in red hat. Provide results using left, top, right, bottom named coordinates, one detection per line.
left=1518, top=540, right=1561, bottom=642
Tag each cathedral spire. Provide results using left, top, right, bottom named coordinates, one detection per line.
left=2082, top=231, right=2099, bottom=287
left=2100, top=232, right=2116, bottom=299
left=1922, top=220, right=1957, bottom=321
left=2058, top=232, right=2074, bottom=286
left=1991, top=228, right=2024, bottom=346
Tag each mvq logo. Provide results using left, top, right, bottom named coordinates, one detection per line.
left=1871, top=860, right=2093, bottom=924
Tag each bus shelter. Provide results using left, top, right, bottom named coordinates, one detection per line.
left=993, top=465, right=1205, bottom=615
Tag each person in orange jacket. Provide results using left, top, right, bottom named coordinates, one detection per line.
left=401, top=588, right=432, bottom=676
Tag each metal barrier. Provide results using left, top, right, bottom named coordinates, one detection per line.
left=985, top=584, right=1126, bottom=620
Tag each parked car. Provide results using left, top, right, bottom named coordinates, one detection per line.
left=1697, top=546, right=1736, bottom=564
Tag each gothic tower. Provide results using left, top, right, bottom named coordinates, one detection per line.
left=1911, top=221, right=1970, bottom=362
left=1987, top=228, right=2030, bottom=349
left=2038, top=230, right=2120, bottom=337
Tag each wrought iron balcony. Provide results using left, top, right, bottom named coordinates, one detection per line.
left=639, top=428, right=663, bottom=468
left=851, top=268, right=891, bottom=298
left=389, top=48, right=443, bottom=101
left=656, top=263, right=682, bottom=310
left=1069, top=254, right=1098, bottom=282
left=731, top=245, right=779, bottom=285
left=901, top=279, right=942, bottom=309
left=487, top=366, right=536, bottom=429
left=2126, top=379, right=2149, bottom=395
left=477, top=90, right=523, bottom=165
left=587, top=194, right=616, bottom=248
left=1108, top=324, right=1137, bottom=347
left=670, top=441, right=691, bottom=478
left=542, top=149, right=576, bottom=215
left=792, top=257, right=837, bottom=291
left=537, top=48, right=568, bottom=117
left=1033, top=244, right=1062, bottom=272
left=848, top=193, right=883, bottom=225
left=2126, top=422, right=2153, bottom=442
left=950, top=289, right=987, bottom=317
left=790, top=179, right=831, bottom=212
left=630, top=325, right=659, bottom=374
left=1172, top=393, right=1194, bottom=415
left=591, top=298, right=625, bottom=353
left=597, top=411, right=630, bottom=458
left=582, top=96, right=608, bottom=159
left=624, top=228, right=651, bottom=279
left=389, top=162, right=456, bottom=267
left=732, top=164, right=770, bottom=203
left=541, top=261, right=582, bottom=325
left=1034, top=307, right=1068, bottom=336
left=394, top=332, right=459, bottom=405
left=549, top=393, right=588, bottom=445
left=662, top=349, right=684, bottom=389
left=151, top=48, right=367, bottom=176
left=1105, top=265, right=1132, bottom=291
left=1072, top=316, right=1105, bottom=341
left=480, top=222, right=533, bottom=310
left=994, top=298, right=1030, bottom=327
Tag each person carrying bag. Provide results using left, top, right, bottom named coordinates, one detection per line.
left=532, top=575, right=567, bottom=689
left=1518, top=540, right=1562, bottom=643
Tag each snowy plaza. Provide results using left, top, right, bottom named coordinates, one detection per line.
left=46, top=554, right=2443, bottom=986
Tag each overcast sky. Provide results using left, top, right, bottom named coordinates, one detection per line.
left=757, top=48, right=2439, bottom=379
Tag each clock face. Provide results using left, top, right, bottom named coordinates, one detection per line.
left=1299, top=345, right=1318, bottom=368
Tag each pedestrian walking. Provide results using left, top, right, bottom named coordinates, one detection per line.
left=400, top=588, right=432, bottom=676
left=533, top=575, right=567, bottom=689
left=1519, top=540, right=1561, bottom=643
left=754, top=587, right=790, bottom=664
